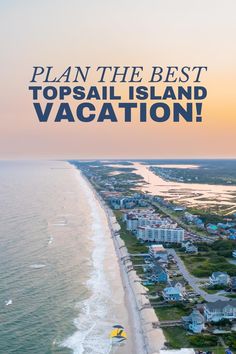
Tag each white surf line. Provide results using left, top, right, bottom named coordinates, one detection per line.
left=76, top=170, right=146, bottom=354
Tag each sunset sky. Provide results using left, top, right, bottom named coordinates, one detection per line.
left=0, top=0, right=236, bottom=159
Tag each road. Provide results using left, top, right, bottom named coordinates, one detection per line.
left=168, top=249, right=229, bottom=302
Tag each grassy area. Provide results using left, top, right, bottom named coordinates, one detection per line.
left=222, top=333, right=236, bottom=350
left=202, top=284, right=227, bottom=294
left=179, top=250, right=236, bottom=277
left=155, top=304, right=190, bottom=321
left=163, top=327, right=191, bottom=348
left=163, top=328, right=225, bottom=353
left=204, top=288, right=222, bottom=294
left=173, top=240, right=236, bottom=282
left=146, top=283, right=166, bottom=294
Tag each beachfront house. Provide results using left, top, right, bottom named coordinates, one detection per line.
left=209, top=272, right=230, bottom=286
left=182, top=309, right=205, bottom=333
left=149, top=264, right=169, bottom=283
left=203, top=300, right=236, bottom=322
left=170, top=280, right=186, bottom=295
left=162, top=286, right=183, bottom=302
left=149, top=244, right=168, bottom=261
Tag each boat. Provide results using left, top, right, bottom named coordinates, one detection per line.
left=109, top=325, right=127, bottom=345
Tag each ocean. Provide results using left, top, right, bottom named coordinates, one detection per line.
left=0, top=161, right=131, bottom=354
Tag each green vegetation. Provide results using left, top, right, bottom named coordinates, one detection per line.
left=155, top=304, right=190, bottom=321
left=179, top=252, right=236, bottom=277
left=163, top=328, right=224, bottom=353
left=149, top=159, right=236, bottom=186
left=204, top=288, right=224, bottom=294
left=179, top=240, right=236, bottom=277
left=111, top=172, right=143, bottom=180
left=163, top=327, right=191, bottom=348
left=222, top=333, right=236, bottom=350
left=198, top=240, right=236, bottom=256
left=146, top=283, right=166, bottom=294
left=189, top=334, right=218, bottom=347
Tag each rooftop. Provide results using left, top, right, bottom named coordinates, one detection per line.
left=149, top=244, right=167, bottom=252
left=205, top=300, right=236, bottom=311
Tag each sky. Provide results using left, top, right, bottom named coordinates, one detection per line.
left=0, top=0, right=235, bottom=159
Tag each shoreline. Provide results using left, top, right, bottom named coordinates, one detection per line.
left=78, top=167, right=166, bottom=354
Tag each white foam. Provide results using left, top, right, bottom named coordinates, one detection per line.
left=61, top=170, right=115, bottom=354
left=30, top=264, right=46, bottom=269
left=51, top=223, right=67, bottom=226
left=5, top=299, right=13, bottom=306
left=48, top=235, right=53, bottom=245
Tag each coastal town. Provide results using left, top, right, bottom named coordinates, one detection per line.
left=71, top=160, right=236, bottom=354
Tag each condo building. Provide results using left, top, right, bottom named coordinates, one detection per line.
left=137, top=224, right=184, bottom=244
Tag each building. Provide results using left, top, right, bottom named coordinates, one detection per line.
left=162, top=286, right=183, bottom=302
left=182, top=309, right=205, bottom=333
left=173, top=206, right=186, bottom=212
left=148, top=264, right=169, bottom=283
left=185, top=244, right=198, bottom=254
left=149, top=244, right=168, bottom=261
left=160, top=349, right=195, bottom=354
left=170, top=280, right=186, bottom=295
left=206, top=224, right=218, bottom=234
left=209, top=272, right=230, bottom=286
left=204, top=300, right=236, bottom=322
left=231, top=277, right=236, bottom=291
left=124, top=209, right=169, bottom=232
left=184, top=212, right=204, bottom=229
left=109, top=196, right=137, bottom=209
left=182, top=241, right=198, bottom=254
left=137, top=224, right=184, bottom=244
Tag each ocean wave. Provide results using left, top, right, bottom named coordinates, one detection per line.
left=61, top=171, right=114, bottom=354
left=29, top=264, right=47, bottom=269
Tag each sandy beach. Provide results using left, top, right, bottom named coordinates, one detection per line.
left=79, top=168, right=166, bottom=354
